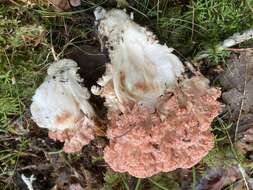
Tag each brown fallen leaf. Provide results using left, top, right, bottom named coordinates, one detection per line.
left=219, top=51, right=253, bottom=125
left=49, top=0, right=80, bottom=11
left=51, top=168, right=85, bottom=190
left=18, top=0, right=81, bottom=11
left=236, top=124, right=253, bottom=158
left=195, top=167, right=240, bottom=190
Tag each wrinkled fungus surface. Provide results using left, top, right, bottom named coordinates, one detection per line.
left=30, top=7, right=221, bottom=178
left=93, top=8, right=221, bottom=178
left=49, top=117, right=95, bottom=153
left=104, top=76, right=221, bottom=178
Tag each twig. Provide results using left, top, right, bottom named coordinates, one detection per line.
left=50, top=45, right=58, bottom=61
left=234, top=60, right=247, bottom=142
left=222, top=28, right=253, bottom=48
left=17, top=163, right=52, bottom=171
left=226, top=48, right=253, bottom=52
left=195, top=28, right=253, bottom=60
left=238, top=164, right=250, bottom=190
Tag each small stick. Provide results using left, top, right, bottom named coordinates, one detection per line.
left=226, top=48, right=253, bottom=52
left=195, top=28, right=253, bottom=60
left=50, top=45, right=58, bottom=61
left=222, top=28, right=253, bottom=48
left=234, top=60, right=247, bottom=142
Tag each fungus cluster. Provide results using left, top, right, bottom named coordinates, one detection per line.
left=30, top=8, right=221, bottom=178
left=104, top=76, right=220, bottom=177
left=30, top=59, right=95, bottom=153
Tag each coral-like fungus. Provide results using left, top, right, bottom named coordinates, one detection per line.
left=93, top=7, right=221, bottom=177
left=30, top=59, right=95, bottom=152
left=104, top=76, right=220, bottom=178
left=30, top=7, right=221, bottom=178
left=48, top=117, right=94, bottom=153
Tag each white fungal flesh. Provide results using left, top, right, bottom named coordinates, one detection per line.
left=94, top=8, right=184, bottom=108
left=30, top=59, right=94, bottom=131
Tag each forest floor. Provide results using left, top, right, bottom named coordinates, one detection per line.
left=0, top=0, right=253, bottom=189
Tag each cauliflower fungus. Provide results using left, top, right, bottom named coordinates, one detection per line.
left=104, top=76, right=220, bottom=177
left=30, top=7, right=221, bottom=178
left=93, top=7, right=221, bottom=177
left=30, top=59, right=95, bottom=153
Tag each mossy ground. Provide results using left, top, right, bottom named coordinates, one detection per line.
left=0, top=0, right=253, bottom=189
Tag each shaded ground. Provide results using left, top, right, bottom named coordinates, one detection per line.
left=0, top=0, right=253, bottom=189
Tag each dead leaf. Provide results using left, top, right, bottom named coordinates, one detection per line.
left=48, top=0, right=80, bottom=11
left=219, top=51, right=253, bottom=124
left=49, top=0, right=71, bottom=11
left=195, top=167, right=240, bottom=190
left=52, top=168, right=85, bottom=190
left=69, top=0, right=80, bottom=7
left=236, top=124, right=253, bottom=157
left=69, top=184, right=84, bottom=190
